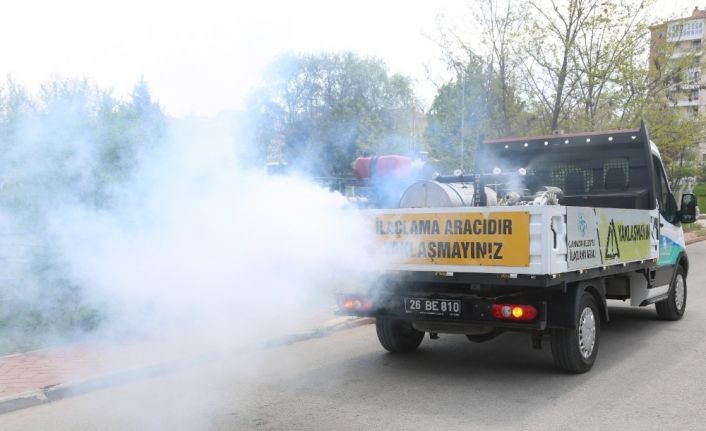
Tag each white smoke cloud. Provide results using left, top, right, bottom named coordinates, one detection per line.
left=41, top=117, right=379, bottom=349
left=0, top=80, right=390, bottom=431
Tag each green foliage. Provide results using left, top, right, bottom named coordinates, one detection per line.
left=423, top=52, right=530, bottom=173
left=431, top=0, right=704, bottom=179
left=569, top=1, right=654, bottom=131
left=248, top=52, right=421, bottom=177
left=693, top=183, right=706, bottom=207
left=643, top=99, right=706, bottom=186
left=424, top=57, right=491, bottom=172
left=245, top=3, right=704, bottom=180
left=0, top=77, right=165, bottom=213
left=0, top=77, right=166, bottom=352
left=682, top=221, right=704, bottom=234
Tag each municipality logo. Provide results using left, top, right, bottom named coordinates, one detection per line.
left=577, top=214, right=588, bottom=237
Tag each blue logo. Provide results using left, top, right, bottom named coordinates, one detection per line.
left=660, top=236, right=670, bottom=256
left=578, top=214, right=588, bottom=237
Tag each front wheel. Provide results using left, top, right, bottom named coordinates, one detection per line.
left=551, top=292, right=600, bottom=374
left=656, top=266, right=687, bottom=321
left=376, top=318, right=425, bottom=353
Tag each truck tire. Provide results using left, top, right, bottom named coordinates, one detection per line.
left=656, top=266, right=687, bottom=321
left=551, top=292, right=600, bottom=373
left=376, top=318, right=425, bottom=353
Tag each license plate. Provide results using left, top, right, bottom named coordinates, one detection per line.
left=404, top=297, right=462, bottom=317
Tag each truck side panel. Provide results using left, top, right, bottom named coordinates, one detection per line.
left=366, top=205, right=658, bottom=276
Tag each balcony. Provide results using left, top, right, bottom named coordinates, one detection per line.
left=679, top=83, right=702, bottom=90
left=670, top=50, right=702, bottom=59
left=677, top=98, right=700, bottom=106
left=668, top=33, right=704, bottom=42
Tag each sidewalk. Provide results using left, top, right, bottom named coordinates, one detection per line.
left=685, top=219, right=706, bottom=244
left=0, top=340, right=195, bottom=399
left=0, top=314, right=372, bottom=414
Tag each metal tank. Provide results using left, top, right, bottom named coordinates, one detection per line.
left=398, top=180, right=498, bottom=208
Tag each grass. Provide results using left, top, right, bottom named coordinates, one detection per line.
left=682, top=222, right=705, bottom=234
left=694, top=183, right=706, bottom=208
left=683, top=183, right=705, bottom=235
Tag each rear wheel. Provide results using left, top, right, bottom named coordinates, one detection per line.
left=551, top=292, right=600, bottom=374
left=656, top=266, right=687, bottom=321
left=376, top=318, right=425, bottom=353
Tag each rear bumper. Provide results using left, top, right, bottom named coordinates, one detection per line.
left=337, top=293, right=548, bottom=331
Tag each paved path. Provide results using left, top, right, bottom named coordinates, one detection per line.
left=1, top=242, right=706, bottom=430
left=0, top=309, right=341, bottom=403
left=0, top=342, right=172, bottom=399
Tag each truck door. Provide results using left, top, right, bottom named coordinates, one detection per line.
left=652, top=155, right=685, bottom=283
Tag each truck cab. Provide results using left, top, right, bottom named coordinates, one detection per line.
left=339, top=123, right=697, bottom=373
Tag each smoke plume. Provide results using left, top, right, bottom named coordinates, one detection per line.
left=44, top=118, right=378, bottom=347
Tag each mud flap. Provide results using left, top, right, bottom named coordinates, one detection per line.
left=546, top=280, right=608, bottom=329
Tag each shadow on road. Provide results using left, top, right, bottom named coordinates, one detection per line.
left=276, top=303, right=685, bottom=428
left=359, top=304, right=668, bottom=377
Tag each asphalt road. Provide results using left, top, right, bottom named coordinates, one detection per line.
left=3, top=243, right=706, bottom=430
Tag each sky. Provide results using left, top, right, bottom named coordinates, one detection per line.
left=0, top=0, right=699, bottom=118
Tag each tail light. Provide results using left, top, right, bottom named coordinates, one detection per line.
left=491, top=304, right=537, bottom=321
left=339, top=297, right=371, bottom=313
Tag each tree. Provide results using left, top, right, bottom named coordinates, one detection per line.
left=571, top=1, right=653, bottom=130
left=434, top=1, right=528, bottom=138
left=428, top=3, right=532, bottom=172
left=425, top=56, right=494, bottom=172
left=94, top=78, right=166, bottom=204
left=433, top=1, right=703, bottom=146
left=613, top=9, right=706, bottom=184
left=519, top=0, right=602, bottom=132
left=476, top=0, right=524, bottom=136
left=247, top=53, right=421, bottom=177
left=642, top=97, right=706, bottom=187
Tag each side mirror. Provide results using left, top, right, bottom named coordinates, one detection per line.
left=680, top=193, right=698, bottom=224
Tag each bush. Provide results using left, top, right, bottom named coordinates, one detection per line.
left=694, top=183, right=706, bottom=210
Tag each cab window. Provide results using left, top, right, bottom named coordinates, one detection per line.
left=653, top=156, right=675, bottom=221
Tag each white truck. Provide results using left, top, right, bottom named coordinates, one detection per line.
left=339, top=123, right=698, bottom=373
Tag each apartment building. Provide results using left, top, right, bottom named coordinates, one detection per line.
left=650, top=6, right=706, bottom=161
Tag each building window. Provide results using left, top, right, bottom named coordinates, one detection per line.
left=687, top=68, right=701, bottom=82
left=702, top=153, right=706, bottom=162
left=693, top=39, right=703, bottom=49
left=691, top=88, right=700, bottom=100
left=669, top=19, right=705, bottom=41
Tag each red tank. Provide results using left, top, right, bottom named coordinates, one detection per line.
left=353, top=155, right=412, bottom=180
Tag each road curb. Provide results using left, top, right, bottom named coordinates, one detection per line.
left=0, top=391, right=47, bottom=415
left=0, top=316, right=374, bottom=415
left=686, top=234, right=706, bottom=245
